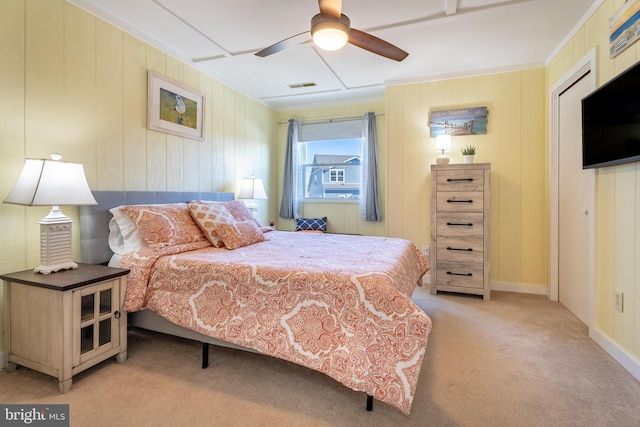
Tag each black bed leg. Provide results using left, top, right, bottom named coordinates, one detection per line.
left=366, top=394, right=373, bottom=411
left=202, top=343, right=209, bottom=369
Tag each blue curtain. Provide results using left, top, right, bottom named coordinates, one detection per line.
left=360, top=112, right=382, bottom=221
left=279, top=119, right=300, bottom=219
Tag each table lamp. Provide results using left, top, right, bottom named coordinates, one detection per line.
left=3, top=154, right=97, bottom=274
left=237, top=176, right=268, bottom=218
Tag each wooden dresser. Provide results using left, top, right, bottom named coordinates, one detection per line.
left=430, top=163, right=491, bottom=300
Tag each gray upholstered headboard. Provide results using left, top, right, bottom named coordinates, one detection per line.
left=79, top=191, right=234, bottom=265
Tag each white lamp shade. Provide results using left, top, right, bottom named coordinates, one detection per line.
left=435, top=134, right=452, bottom=152
left=237, top=177, right=268, bottom=200
left=4, top=157, right=96, bottom=274
left=4, top=158, right=97, bottom=206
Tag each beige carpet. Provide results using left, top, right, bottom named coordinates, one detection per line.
left=2, top=289, right=640, bottom=426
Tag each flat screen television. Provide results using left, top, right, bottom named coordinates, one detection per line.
left=581, top=60, right=640, bottom=169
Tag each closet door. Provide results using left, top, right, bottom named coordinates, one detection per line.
left=558, top=72, right=592, bottom=325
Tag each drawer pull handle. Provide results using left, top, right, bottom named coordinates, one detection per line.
left=447, top=247, right=473, bottom=252
left=447, top=178, right=474, bottom=182
left=447, top=271, right=473, bottom=277
left=447, top=199, right=473, bottom=203
left=446, top=222, right=473, bottom=227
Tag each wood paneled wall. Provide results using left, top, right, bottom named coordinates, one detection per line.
left=548, top=0, right=640, bottom=364
left=384, top=70, right=548, bottom=291
left=0, top=0, right=278, bottom=355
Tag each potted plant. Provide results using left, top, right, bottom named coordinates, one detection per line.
left=461, top=145, right=476, bottom=164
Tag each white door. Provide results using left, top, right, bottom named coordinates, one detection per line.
left=557, top=73, right=592, bottom=325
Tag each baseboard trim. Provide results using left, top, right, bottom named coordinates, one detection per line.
left=590, top=327, right=640, bottom=382
left=490, top=281, right=547, bottom=295
left=422, top=278, right=547, bottom=295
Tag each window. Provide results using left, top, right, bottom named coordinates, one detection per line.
left=281, top=114, right=381, bottom=222
left=329, top=169, right=345, bottom=183
left=298, top=138, right=362, bottom=200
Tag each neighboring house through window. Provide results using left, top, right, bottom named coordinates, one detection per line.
left=305, top=152, right=360, bottom=199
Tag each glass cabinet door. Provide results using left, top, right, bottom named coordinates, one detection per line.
left=73, top=280, right=120, bottom=366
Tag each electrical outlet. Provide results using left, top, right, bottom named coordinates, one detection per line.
left=422, top=245, right=429, bottom=257
left=614, top=290, right=623, bottom=313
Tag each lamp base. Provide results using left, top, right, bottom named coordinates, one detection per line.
left=34, top=261, right=79, bottom=275
left=436, top=154, right=450, bottom=165
left=36, top=208, right=76, bottom=275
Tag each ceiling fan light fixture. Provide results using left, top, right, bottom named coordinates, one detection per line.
left=311, top=14, right=350, bottom=51
left=256, top=6, right=407, bottom=62
left=313, top=27, right=348, bottom=50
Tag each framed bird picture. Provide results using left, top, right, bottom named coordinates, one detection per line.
left=147, top=71, right=205, bottom=141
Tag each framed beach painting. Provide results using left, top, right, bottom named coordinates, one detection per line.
left=147, top=71, right=205, bottom=141
left=429, top=106, right=488, bottom=137
left=609, top=0, right=640, bottom=58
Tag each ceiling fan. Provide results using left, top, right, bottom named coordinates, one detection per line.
left=255, top=0, right=408, bottom=62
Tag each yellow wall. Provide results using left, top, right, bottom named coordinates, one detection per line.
left=0, top=0, right=278, bottom=355
left=386, top=70, right=548, bottom=290
left=548, top=0, right=640, bottom=361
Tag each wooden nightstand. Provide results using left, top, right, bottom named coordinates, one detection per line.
left=2, top=264, right=129, bottom=392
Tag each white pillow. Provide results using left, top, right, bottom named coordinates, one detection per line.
left=108, top=253, right=123, bottom=268
left=108, top=206, right=148, bottom=254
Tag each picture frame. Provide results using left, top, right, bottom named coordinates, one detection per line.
left=609, top=0, right=640, bottom=58
left=147, top=71, right=205, bottom=141
left=429, top=106, right=488, bottom=137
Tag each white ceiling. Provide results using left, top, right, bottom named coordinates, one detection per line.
left=68, top=0, right=600, bottom=111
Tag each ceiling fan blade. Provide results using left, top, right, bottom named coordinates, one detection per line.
left=348, top=28, right=409, bottom=62
left=318, top=0, right=342, bottom=19
left=255, top=31, right=311, bottom=57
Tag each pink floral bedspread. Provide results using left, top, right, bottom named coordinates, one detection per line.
left=119, top=231, right=431, bottom=414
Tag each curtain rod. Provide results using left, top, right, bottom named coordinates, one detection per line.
left=278, top=113, right=385, bottom=125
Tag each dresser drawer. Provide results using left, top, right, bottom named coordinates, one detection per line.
left=436, top=213, right=484, bottom=238
left=437, top=237, right=484, bottom=263
left=436, top=169, right=484, bottom=192
left=436, top=191, right=484, bottom=213
left=436, top=262, right=484, bottom=289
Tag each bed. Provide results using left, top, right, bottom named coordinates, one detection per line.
left=79, top=191, right=432, bottom=415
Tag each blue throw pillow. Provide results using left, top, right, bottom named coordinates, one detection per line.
left=295, top=217, right=327, bottom=232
